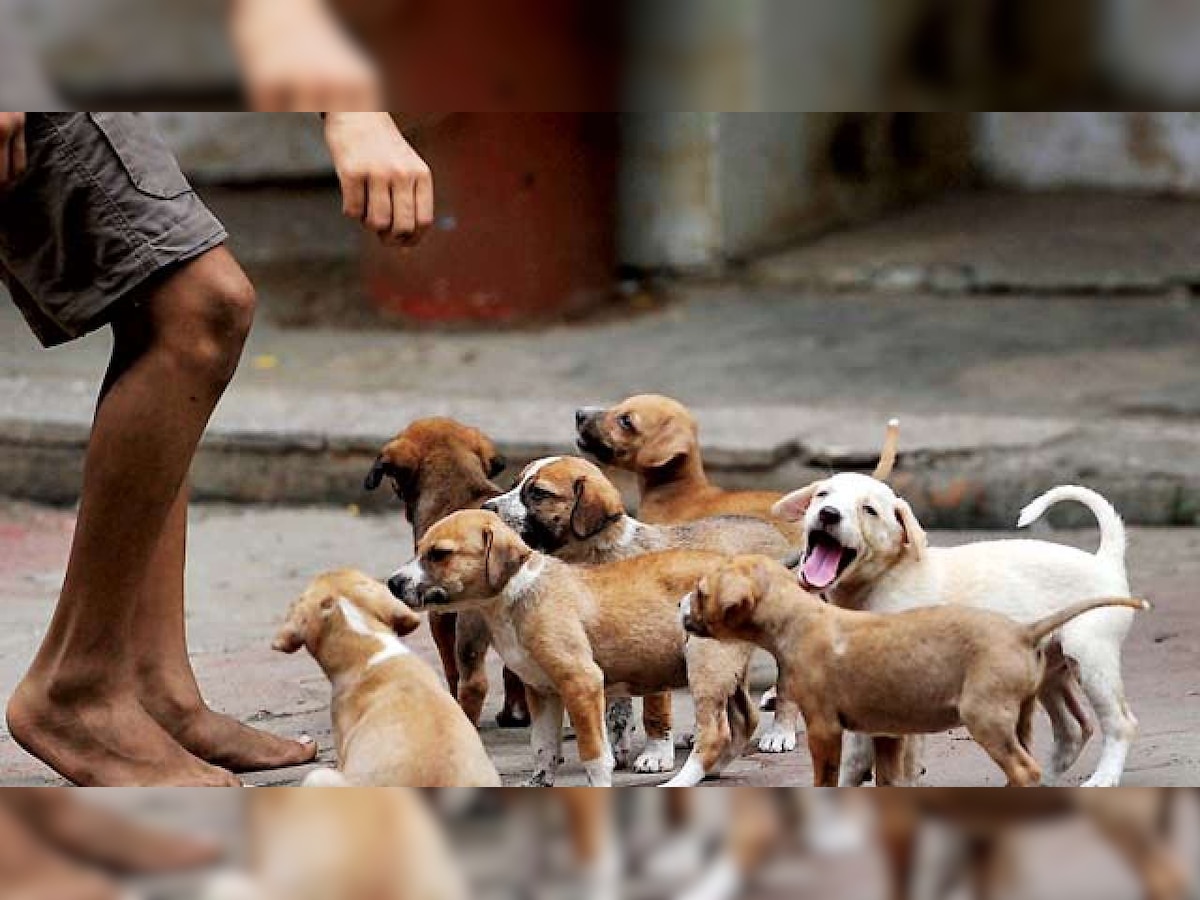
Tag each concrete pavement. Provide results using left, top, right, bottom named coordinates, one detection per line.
left=2, top=502, right=1196, bottom=788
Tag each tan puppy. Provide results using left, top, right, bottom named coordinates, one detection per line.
left=203, top=789, right=468, bottom=900
left=388, top=510, right=758, bottom=787
left=876, top=790, right=1187, bottom=900
left=485, top=453, right=796, bottom=765
left=574, top=395, right=801, bottom=538
left=274, top=569, right=500, bottom=787
left=681, top=555, right=1148, bottom=787
left=366, top=417, right=530, bottom=728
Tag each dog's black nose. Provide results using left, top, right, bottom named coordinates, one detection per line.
left=386, top=574, right=407, bottom=599
left=575, top=408, right=590, bottom=428
left=818, top=506, right=842, bottom=527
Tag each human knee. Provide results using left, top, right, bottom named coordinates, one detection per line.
left=162, top=266, right=257, bottom=385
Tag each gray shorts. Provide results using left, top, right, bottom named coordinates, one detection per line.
left=0, top=113, right=227, bottom=347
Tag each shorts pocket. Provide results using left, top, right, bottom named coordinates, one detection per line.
left=88, top=113, right=192, bottom=200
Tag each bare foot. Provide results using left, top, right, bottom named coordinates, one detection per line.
left=2, top=789, right=222, bottom=875
left=0, top=802, right=122, bottom=900
left=6, top=677, right=241, bottom=787
left=137, top=679, right=316, bottom=773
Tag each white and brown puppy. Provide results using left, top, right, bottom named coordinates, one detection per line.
left=485, top=454, right=798, bottom=762
left=203, top=789, right=469, bottom=900
left=775, top=478, right=1138, bottom=787
left=682, top=555, right=1148, bottom=787
left=388, top=510, right=758, bottom=788
left=274, top=569, right=500, bottom=787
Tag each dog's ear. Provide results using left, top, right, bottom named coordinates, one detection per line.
left=391, top=601, right=422, bottom=637
left=365, top=438, right=419, bottom=496
left=484, top=524, right=526, bottom=592
left=272, top=608, right=312, bottom=654
left=638, top=419, right=693, bottom=470
left=773, top=483, right=821, bottom=522
left=894, top=498, right=927, bottom=560
left=719, top=584, right=756, bottom=628
left=569, top=476, right=615, bottom=540
left=487, top=453, right=508, bottom=479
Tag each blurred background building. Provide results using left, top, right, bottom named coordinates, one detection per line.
left=6, top=0, right=1200, bottom=319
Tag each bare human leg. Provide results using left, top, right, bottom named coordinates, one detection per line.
left=133, top=484, right=316, bottom=772
left=0, top=789, right=220, bottom=875
left=0, top=797, right=122, bottom=900
left=6, top=248, right=255, bottom=786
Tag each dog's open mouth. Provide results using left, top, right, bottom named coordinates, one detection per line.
left=802, top=531, right=857, bottom=590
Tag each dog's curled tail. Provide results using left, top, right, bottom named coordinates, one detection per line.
left=872, top=418, right=901, bottom=482
left=1016, top=485, right=1126, bottom=567
left=1025, top=597, right=1150, bottom=645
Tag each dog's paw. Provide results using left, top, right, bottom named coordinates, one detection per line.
left=757, top=723, right=797, bottom=754
left=634, top=738, right=676, bottom=774
left=1081, top=773, right=1122, bottom=788
left=523, top=770, right=556, bottom=787
left=759, top=686, right=778, bottom=712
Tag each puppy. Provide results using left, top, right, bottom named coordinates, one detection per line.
left=876, top=789, right=1188, bottom=900
left=485, top=453, right=798, bottom=761
left=273, top=569, right=500, bottom=787
left=775, top=478, right=1138, bottom=787
left=388, top=510, right=758, bottom=787
left=574, top=394, right=801, bottom=539
left=681, top=555, right=1147, bottom=787
left=365, top=417, right=529, bottom=728
left=203, top=789, right=468, bottom=900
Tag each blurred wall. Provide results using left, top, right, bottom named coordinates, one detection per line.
left=979, top=113, right=1200, bottom=196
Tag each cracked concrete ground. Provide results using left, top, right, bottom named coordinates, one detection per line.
left=2, top=503, right=1197, bottom=789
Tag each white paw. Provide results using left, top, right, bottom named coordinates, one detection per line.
left=524, top=770, right=556, bottom=787
left=661, top=754, right=706, bottom=787
left=1081, top=773, right=1121, bottom=788
left=759, top=686, right=777, bottom=712
left=757, top=723, right=797, bottom=754
left=633, top=738, right=676, bottom=774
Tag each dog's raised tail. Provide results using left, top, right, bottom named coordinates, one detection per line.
left=872, top=418, right=901, bottom=481
left=1025, top=597, right=1150, bottom=645
left=1016, top=485, right=1126, bottom=567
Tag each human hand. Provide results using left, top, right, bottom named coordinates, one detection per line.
left=0, top=113, right=27, bottom=187
left=230, top=0, right=381, bottom=111
left=324, top=113, right=434, bottom=245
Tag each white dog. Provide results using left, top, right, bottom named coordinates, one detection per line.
left=773, top=477, right=1136, bottom=787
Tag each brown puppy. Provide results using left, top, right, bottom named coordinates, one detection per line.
left=365, top=417, right=529, bottom=728
left=485, top=453, right=795, bottom=769
left=273, top=569, right=500, bottom=787
left=682, top=555, right=1149, bottom=787
left=875, top=789, right=1187, bottom=900
left=575, top=395, right=801, bottom=538
left=389, top=510, right=758, bottom=787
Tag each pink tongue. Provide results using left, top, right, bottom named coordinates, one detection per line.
left=803, top=543, right=844, bottom=589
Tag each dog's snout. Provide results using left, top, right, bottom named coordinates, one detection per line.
left=387, top=573, right=409, bottom=601
left=575, top=408, right=590, bottom=428
left=818, top=506, right=842, bottom=527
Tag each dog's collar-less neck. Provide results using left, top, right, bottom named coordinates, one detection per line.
left=335, top=598, right=411, bottom=672
left=505, top=554, right=546, bottom=599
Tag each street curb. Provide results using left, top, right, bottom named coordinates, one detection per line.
left=2, top=378, right=1198, bottom=528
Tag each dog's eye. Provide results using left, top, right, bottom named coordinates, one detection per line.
left=426, top=548, right=452, bottom=563
left=863, top=505, right=879, bottom=518
left=816, top=490, right=830, bottom=500
left=617, top=414, right=636, bottom=432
